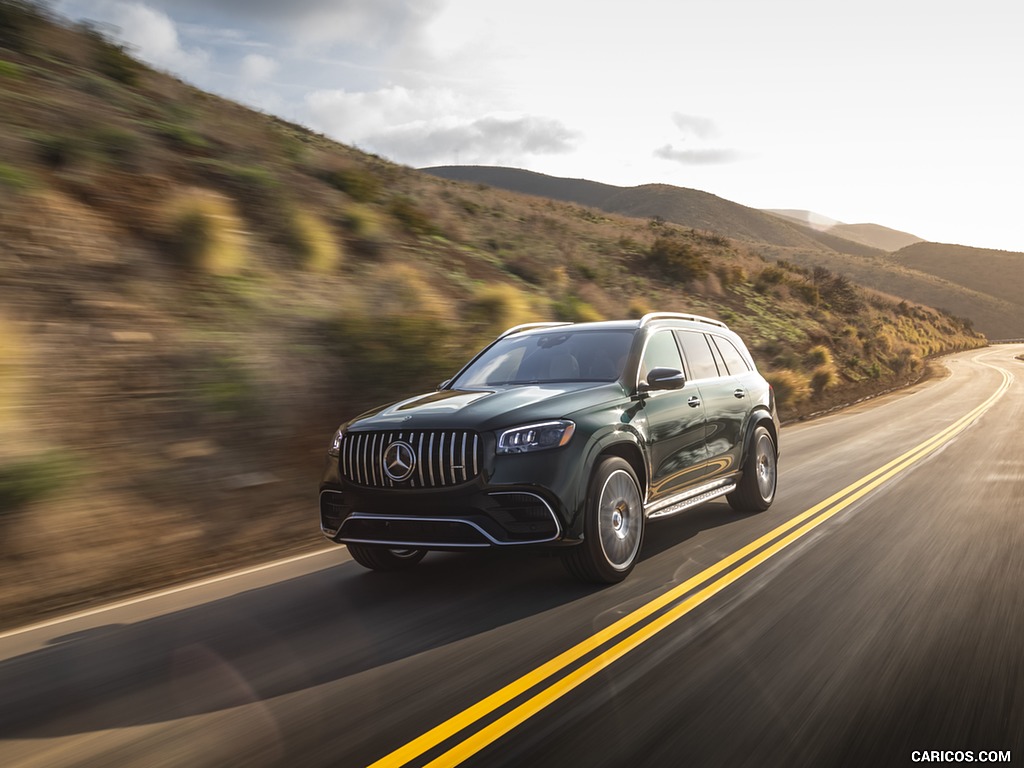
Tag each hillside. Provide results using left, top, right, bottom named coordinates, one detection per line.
left=426, top=166, right=1022, bottom=338
left=0, top=2, right=985, bottom=627
left=893, top=243, right=1024, bottom=337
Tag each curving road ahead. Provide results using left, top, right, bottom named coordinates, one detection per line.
left=1, top=345, right=1022, bottom=767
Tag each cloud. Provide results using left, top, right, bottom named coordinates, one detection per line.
left=370, top=115, right=579, bottom=166
left=304, top=85, right=577, bottom=165
left=654, top=145, right=738, bottom=165
left=114, top=0, right=445, bottom=47
left=240, top=53, right=278, bottom=82
left=671, top=113, right=721, bottom=140
left=71, top=1, right=210, bottom=73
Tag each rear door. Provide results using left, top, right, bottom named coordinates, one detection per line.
left=676, top=330, right=748, bottom=481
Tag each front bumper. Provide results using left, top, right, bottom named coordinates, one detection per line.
left=319, top=440, right=587, bottom=549
left=320, top=487, right=562, bottom=548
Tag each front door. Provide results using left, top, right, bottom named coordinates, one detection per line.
left=639, top=330, right=709, bottom=502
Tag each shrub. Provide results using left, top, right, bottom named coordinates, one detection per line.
left=627, top=299, right=652, bottom=319
left=646, top=236, right=709, bottom=282
left=810, top=365, right=837, bottom=396
left=330, top=313, right=462, bottom=394
left=146, top=119, right=209, bottom=152
left=79, top=23, right=140, bottom=85
left=163, top=189, right=248, bottom=276
left=715, top=264, right=746, bottom=289
left=192, top=355, right=260, bottom=420
left=0, top=0, right=42, bottom=52
left=554, top=296, right=602, bottom=323
left=466, top=283, right=534, bottom=336
left=0, top=59, right=23, bottom=79
left=389, top=195, right=438, bottom=237
left=317, top=165, right=380, bottom=203
left=0, top=449, right=79, bottom=519
left=755, top=266, right=786, bottom=292
left=0, top=316, right=27, bottom=424
left=804, top=345, right=833, bottom=368
left=0, top=162, right=32, bottom=192
left=30, top=131, right=87, bottom=169
left=290, top=211, right=342, bottom=273
left=92, top=125, right=144, bottom=171
left=342, top=203, right=389, bottom=258
left=766, top=369, right=810, bottom=409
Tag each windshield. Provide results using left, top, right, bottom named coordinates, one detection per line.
left=451, top=329, right=634, bottom=388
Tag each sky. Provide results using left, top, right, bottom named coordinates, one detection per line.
left=52, top=0, right=1024, bottom=252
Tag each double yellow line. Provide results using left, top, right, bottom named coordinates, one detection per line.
left=371, top=364, right=1013, bottom=768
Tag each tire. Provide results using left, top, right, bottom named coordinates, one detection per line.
left=563, top=456, right=645, bottom=584
left=347, top=543, right=427, bottom=571
left=727, top=425, right=777, bottom=512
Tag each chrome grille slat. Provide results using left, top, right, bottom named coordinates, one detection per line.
left=338, top=430, right=481, bottom=489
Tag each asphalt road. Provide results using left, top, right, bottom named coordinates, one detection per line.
left=1, top=345, right=1022, bottom=767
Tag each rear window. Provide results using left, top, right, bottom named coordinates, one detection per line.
left=710, top=336, right=751, bottom=374
left=452, top=330, right=635, bottom=387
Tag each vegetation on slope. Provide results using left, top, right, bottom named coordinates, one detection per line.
left=429, top=166, right=1024, bottom=339
left=0, top=1, right=985, bottom=627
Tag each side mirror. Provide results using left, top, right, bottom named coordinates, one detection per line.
left=437, top=379, right=451, bottom=391
left=642, top=367, right=686, bottom=392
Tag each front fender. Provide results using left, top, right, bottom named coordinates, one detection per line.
left=563, top=425, right=647, bottom=539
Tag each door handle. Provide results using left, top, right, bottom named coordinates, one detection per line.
left=687, top=396, right=701, bottom=407
left=733, top=388, right=746, bottom=399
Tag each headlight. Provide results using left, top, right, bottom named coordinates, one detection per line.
left=497, top=420, right=575, bottom=454
left=328, top=428, right=344, bottom=457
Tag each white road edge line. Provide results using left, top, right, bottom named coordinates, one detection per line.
left=0, top=546, right=341, bottom=641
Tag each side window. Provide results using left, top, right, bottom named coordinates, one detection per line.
left=711, top=336, right=751, bottom=375
left=677, top=331, right=720, bottom=380
left=639, top=331, right=683, bottom=383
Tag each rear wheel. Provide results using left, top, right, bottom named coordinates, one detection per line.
left=563, top=456, right=644, bottom=583
left=727, top=426, right=777, bottom=512
left=347, top=543, right=427, bottom=571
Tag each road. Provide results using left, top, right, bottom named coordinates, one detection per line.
left=1, top=345, right=1022, bottom=767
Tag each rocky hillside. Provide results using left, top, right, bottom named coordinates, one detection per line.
left=0, top=1, right=985, bottom=628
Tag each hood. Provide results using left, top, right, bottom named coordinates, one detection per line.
left=345, top=382, right=625, bottom=432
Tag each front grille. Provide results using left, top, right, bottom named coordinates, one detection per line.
left=339, top=430, right=481, bottom=489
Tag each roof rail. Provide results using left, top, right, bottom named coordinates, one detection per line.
left=497, top=321, right=573, bottom=340
left=639, top=312, right=728, bottom=329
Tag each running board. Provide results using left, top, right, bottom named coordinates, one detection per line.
left=646, top=479, right=737, bottom=520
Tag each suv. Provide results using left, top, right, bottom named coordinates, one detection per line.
left=320, top=313, right=779, bottom=583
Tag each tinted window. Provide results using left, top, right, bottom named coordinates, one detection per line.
left=639, top=331, right=683, bottom=383
left=711, top=336, right=751, bottom=374
left=452, top=330, right=634, bottom=387
left=677, top=331, right=720, bottom=380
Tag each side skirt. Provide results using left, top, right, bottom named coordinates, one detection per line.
left=645, top=477, right=738, bottom=520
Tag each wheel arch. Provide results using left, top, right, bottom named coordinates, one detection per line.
left=743, top=409, right=779, bottom=465
left=566, top=431, right=647, bottom=539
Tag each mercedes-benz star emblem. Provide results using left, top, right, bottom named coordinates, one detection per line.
left=383, top=440, right=416, bottom=482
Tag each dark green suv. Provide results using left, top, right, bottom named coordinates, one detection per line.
left=320, top=313, right=779, bottom=583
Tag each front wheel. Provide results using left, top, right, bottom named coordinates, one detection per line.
left=347, top=543, right=427, bottom=571
left=727, top=426, right=777, bottom=512
left=563, top=456, right=645, bottom=584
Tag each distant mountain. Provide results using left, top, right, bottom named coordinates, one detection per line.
left=765, top=209, right=924, bottom=252
left=423, top=166, right=866, bottom=254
